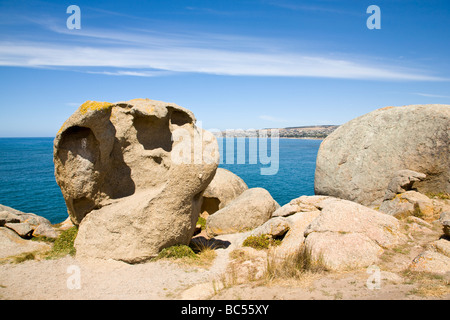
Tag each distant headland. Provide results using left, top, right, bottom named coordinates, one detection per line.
left=213, top=125, right=339, bottom=139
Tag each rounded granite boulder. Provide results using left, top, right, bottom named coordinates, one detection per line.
left=314, top=104, right=450, bottom=206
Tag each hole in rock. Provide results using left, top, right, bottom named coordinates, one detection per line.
left=133, top=116, right=172, bottom=152
left=201, top=197, right=221, bottom=216
left=170, top=109, right=192, bottom=126
left=57, top=126, right=100, bottom=165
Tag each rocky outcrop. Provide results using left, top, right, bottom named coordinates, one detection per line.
left=383, top=170, right=427, bottom=201
left=409, top=239, right=450, bottom=274
left=303, top=198, right=405, bottom=270
left=249, top=196, right=406, bottom=271
left=314, top=105, right=450, bottom=206
left=0, top=228, right=51, bottom=260
left=0, top=204, right=57, bottom=239
left=205, top=188, right=279, bottom=237
left=54, top=99, right=219, bottom=263
left=0, top=204, right=55, bottom=260
left=379, top=191, right=435, bottom=220
left=200, top=168, right=248, bottom=216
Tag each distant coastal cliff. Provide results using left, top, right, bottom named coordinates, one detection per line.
left=213, top=125, right=339, bottom=139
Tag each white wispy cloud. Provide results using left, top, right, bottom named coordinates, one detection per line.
left=259, top=115, right=289, bottom=123
left=412, top=92, right=450, bottom=98
left=0, top=20, right=444, bottom=81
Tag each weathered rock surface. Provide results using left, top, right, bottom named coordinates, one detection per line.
left=201, top=168, right=248, bottom=216
left=315, top=105, right=450, bottom=206
left=409, top=248, right=450, bottom=274
left=304, top=198, right=405, bottom=249
left=383, top=170, right=427, bottom=201
left=305, top=231, right=383, bottom=271
left=275, top=210, right=321, bottom=255
left=272, top=195, right=328, bottom=217
left=379, top=191, right=435, bottom=220
left=0, top=211, right=20, bottom=225
left=0, top=228, right=51, bottom=260
left=54, top=99, right=219, bottom=263
left=303, top=198, right=405, bottom=271
left=205, top=188, right=279, bottom=237
left=249, top=216, right=290, bottom=238
left=245, top=195, right=406, bottom=271
left=0, top=204, right=56, bottom=239
left=4, top=222, right=33, bottom=238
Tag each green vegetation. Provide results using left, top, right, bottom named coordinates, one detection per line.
left=157, top=245, right=197, bottom=260
left=196, top=216, right=207, bottom=230
left=154, top=244, right=217, bottom=268
left=425, top=192, right=450, bottom=200
left=45, top=226, right=78, bottom=259
left=12, top=252, right=37, bottom=264
left=242, top=234, right=282, bottom=250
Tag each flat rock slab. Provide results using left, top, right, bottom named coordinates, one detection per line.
left=0, top=227, right=50, bottom=260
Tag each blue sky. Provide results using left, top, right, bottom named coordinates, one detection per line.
left=0, top=0, right=449, bottom=137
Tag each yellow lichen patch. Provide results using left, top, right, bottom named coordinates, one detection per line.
left=79, top=101, right=113, bottom=115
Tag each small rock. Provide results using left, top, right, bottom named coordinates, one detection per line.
left=58, top=217, right=75, bottom=231
left=272, top=195, right=328, bottom=217
left=379, top=191, right=435, bottom=220
left=0, top=227, right=51, bottom=259
left=32, top=223, right=58, bottom=239
left=205, top=188, right=279, bottom=237
left=409, top=250, right=450, bottom=274
left=405, top=216, right=433, bottom=228
left=439, top=211, right=450, bottom=237
left=0, top=211, right=20, bottom=226
left=426, top=239, right=450, bottom=257
left=383, top=170, right=427, bottom=201
left=5, top=222, right=33, bottom=238
left=21, top=213, right=51, bottom=227
left=249, top=217, right=290, bottom=238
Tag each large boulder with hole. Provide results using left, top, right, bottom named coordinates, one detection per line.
left=200, top=168, right=248, bottom=216
left=54, top=99, right=219, bottom=263
left=205, top=188, right=279, bottom=237
left=314, top=105, right=450, bottom=206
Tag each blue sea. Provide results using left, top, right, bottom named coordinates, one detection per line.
left=0, top=137, right=321, bottom=224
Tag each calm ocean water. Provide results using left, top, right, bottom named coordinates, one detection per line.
left=0, top=137, right=321, bottom=224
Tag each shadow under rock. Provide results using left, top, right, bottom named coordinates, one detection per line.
left=189, top=236, right=231, bottom=252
